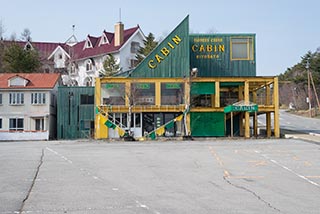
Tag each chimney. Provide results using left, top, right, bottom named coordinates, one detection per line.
left=114, top=22, right=124, bottom=46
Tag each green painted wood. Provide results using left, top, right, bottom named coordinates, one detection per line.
left=190, top=112, right=225, bottom=137
left=191, top=82, right=215, bottom=95
left=130, top=16, right=190, bottom=78
left=190, top=34, right=256, bottom=77
left=57, top=87, right=94, bottom=139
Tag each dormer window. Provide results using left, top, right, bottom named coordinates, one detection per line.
left=24, top=42, right=33, bottom=51
left=86, top=40, right=92, bottom=48
left=84, top=39, right=93, bottom=49
left=99, top=33, right=109, bottom=46
left=8, top=76, right=29, bottom=87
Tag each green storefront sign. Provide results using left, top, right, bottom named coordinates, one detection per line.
left=136, top=83, right=150, bottom=89
left=224, top=104, right=258, bottom=113
left=166, top=83, right=181, bottom=89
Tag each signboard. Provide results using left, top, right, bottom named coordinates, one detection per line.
left=224, top=104, right=258, bottom=113
left=165, top=83, right=181, bottom=89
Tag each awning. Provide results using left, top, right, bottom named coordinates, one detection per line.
left=224, top=101, right=258, bottom=113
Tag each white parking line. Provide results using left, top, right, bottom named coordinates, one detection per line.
left=254, top=151, right=319, bottom=187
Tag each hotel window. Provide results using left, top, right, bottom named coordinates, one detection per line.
left=35, top=118, right=45, bottom=131
left=0, top=118, right=2, bottom=129
left=31, top=93, right=46, bottom=105
left=231, top=37, right=254, bottom=60
left=9, top=118, right=24, bottom=131
left=86, top=59, right=94, bottom=71
left=0, top=94, right=2, bottom=105
left=9, top=93, right=24, bottom=105
left=130, top=41, right=140, bottom=53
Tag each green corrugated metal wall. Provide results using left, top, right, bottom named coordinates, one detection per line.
left=190, top=34, right=256, bottom=77
left=130, top=16, right=190, bottom=78
left=190, top=112, right=225, bottom=137
left=57, top=87, right=94, bottom=139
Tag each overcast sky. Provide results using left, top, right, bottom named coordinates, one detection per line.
left=1, top=0, right=319, bottom=76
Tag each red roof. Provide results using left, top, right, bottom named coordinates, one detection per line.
left=0, top=73, right=60, bottom=89
left=2, top=41, right=65, bottom=59
left=72, top=26, right=140, bottom=60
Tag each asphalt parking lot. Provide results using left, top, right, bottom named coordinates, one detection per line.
left=0, top=138, right=319, bottom=214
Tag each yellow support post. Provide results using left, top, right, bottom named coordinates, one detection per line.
left=95, top=78, right=108, bottom=139
left=266, top=112, right=271, bottom=137
left=273, top=77, right=280, bottom=138
left=253, top=91, right=258, bottom=136
left=94, top=78, right=101, bottom=139
left=155, top=81, right=161, bottom=106
left=215, top=81, right=220, bottom=107
left=244, top=81, right=250, bottom=138
left=266, top=84, right=271, bottom=105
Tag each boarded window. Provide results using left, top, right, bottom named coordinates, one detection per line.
left=231, top=38, right=254, bottom=60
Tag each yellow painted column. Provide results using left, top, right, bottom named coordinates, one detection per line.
left=253, top=112, right=258, bottom=137
left=238, top=86, right=244, bottom=101
left=215, top=81, right=220, bottom=107
left=155, top=81, right=161, bottom=106
left=253, top=91, right=258, bottom=136
left=94, top=78, right=101, bottom=139
left=266, top=112, right=271, bottom=137
left=273, top=77, right=280, bottom=138
left=244, top=81, right=250, bottom=138
left=95, top=78, right=109, bottom=139
left=266, top=84, right=271, bottom=105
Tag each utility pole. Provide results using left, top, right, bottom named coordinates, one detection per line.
left=306, top=61, right=312, bottom=117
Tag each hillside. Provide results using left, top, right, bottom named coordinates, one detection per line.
left=278, top=50, right=320, bottom=110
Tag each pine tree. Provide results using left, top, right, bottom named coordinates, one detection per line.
left=101, top=54, right=120, bottom=77
left=2, top=43, right=40, bottom=73
left=136, top=33, right=158, bottom=64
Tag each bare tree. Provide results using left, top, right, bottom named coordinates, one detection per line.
left=0, top=19, right=5, bottom=40
left=21, top=28, right=32, bottom=41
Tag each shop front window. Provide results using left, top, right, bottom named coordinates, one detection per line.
left=161, top=83, right=184, bottom=105
left=131, top=83, right=155, bottom=106
left=101, top=83, right=125, bottom=105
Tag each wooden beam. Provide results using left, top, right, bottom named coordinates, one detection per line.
left=215, top=81, right=220, bottom=107
left=244, top=81, right=250, bottom=138
left=155, top=81, right=161, bottom=106
left=266, top=112, right=271, bottom=138
left=273, top=77, right=280, bottom=138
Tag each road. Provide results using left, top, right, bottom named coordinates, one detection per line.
left=258, top=109, right=320, bottom=136
left=1, top=139, right=319, bottom=214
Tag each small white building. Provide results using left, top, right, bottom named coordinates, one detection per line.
left=0, top=73, right=60, bottom=141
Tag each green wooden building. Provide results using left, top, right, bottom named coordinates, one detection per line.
left=94, top=15, right=280, bottom=139
left=57, top=87, right=95, bottom=139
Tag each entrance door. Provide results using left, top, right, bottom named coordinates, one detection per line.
left=130, top=113, right=142, bottom=137
left=107, top=113, right=142, bottom=138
